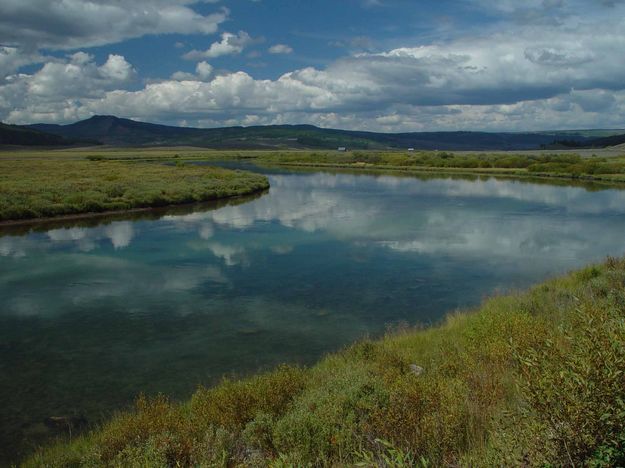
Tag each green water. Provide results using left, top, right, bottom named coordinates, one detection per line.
left=2, top=168, right=625, bottom=462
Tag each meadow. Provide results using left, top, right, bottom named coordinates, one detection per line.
left=252, top=150, right=625, bottom=184
left=7, top=146, right=623, bottom=186
left=0, top=158, right=269, bottom=222
left=24, top=257, right=625, bottom=466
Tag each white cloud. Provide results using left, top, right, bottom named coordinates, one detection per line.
left=99, top=55, right=136, bottom=82
left=268, top=44, right=293, bottom=55
left=171, top=61, right=214, bottom=82
left=196, top=61, right=214, bottom=80
left=183, top=31, right=257, bottom=60
left=3, top=2, right=625, bottom=131
left=1, top=53, right=135, bottom=124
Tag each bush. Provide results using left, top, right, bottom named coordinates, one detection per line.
left=190, top=365, right=306, bottom=431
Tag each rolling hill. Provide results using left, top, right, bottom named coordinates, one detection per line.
left=14, top=115, right=625, bottom=151
left=0, top=122, right=76, bottom=147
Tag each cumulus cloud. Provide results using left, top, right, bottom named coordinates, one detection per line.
left=171, top=61, right=214, bottom=82
left=1, top=53, right=135, bottom=123
left=2, top=1, right=625, bottom=131
left=0, top=46, right=45, bottom=79
left=0, top=0, right=228, bottom=50
left=183, top=31, right=259, bottom=60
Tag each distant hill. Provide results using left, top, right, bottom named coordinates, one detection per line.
left=585, top=133, right=625, bottom=148
left=535, top=129, right=625, bottom=139
left=30, top=116, right=200, bottom=147
left=22, top=115, right=625, bottom=151
left=0, top=122, right=74, bottom=146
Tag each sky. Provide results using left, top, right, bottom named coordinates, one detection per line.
left=1, top=0, right=625, bottom=132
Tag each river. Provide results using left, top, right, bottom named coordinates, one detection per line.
left=2, top=166, right=625, bottom=461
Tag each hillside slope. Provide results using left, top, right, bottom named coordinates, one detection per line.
left=28, top=115, right=612, bottom=150
left=0, top=122, right=73, bottom=146
left=588, top=133, right=625, bottom=148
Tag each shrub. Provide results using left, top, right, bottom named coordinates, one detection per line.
left=190, top=365, right=306, bottom=432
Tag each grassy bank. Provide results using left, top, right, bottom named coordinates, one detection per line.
left=254, top=151, right=625, bottom=185
left=0, top=159, right=269, bottom=222
left=26, top=148, right=625, bottom=186
left=26, top=258, right=625, bottom=467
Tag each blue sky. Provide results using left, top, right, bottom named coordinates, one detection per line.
left=1, top=0, right=625, bottom=131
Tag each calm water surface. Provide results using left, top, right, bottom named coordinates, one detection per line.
left=2, top=167, right=625, bottom=460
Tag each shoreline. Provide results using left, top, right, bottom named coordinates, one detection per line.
left=266, top=161, right=625, bottom=187
left=0, top=186, right=269, bottom=229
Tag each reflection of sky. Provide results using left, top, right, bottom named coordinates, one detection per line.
left=161, top=173, right=625, bottom=266
left=2, top=172, right=625, bottom=320
left=3, top=171, right=625, bottom=461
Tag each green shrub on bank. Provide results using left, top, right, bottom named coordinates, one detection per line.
left=24, top=257, right=625, bottom=467
left=0, top=160, right=269, bottom=221
left=259, top=151, right=625, bottom=182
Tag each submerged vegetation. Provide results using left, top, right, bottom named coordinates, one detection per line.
left=0, top=159, right=269, bottom=222
left=26, top=257, right=625, bottom=467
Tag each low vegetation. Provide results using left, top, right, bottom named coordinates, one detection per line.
left=255, top=151, right=625, bottom=184
left=9, top=147, right=625, bottom=184
left=0, top=159, right=269, bottom=222
left=26, top=257, right=625, bottom=466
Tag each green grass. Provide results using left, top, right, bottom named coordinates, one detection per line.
left=0, top=159, right=269, bottom=222
left=25, top=257, right=625, bottom=467
left=252, top=151, right=625, bottom=185
left=4, top=147, right=625, bottom=185
left=42, top=147, right=625, bottom=185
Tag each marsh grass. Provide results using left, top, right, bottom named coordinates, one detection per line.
left=25, top=258, right=625, bottom=467
left=0, top=159, right=269, bottom=221
left=253, top=151, right=625, bottom=185
left=4, top=147, right=625, bottom=187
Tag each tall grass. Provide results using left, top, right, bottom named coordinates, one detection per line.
left=25, top=258, right=625, bottom=467
left=0, top=160, right=269, bottom=222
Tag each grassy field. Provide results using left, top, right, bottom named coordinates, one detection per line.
left=24, top=257, right=625, bottom=467
left=251, top=150, right=625, bottom=185
left=3, top=147, right=625, bottom=223
left=0, top=159, right=269, bottom=222
left=5, top=146, right=624, bottom=186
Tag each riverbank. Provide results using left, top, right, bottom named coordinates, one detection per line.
left=266, top=161, right=625, bottom=186
left=0, top=159, right=270, bottom=222
left=5, top=148, right=625, bottom=188
left=26, top=257, right=625, bottom=467
left=253, top=151, right=625, bottom=186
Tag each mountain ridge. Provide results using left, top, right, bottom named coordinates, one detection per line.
left=2, top=115, right=621, bottom=150
left=0, top=122, right=79, bottom=147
